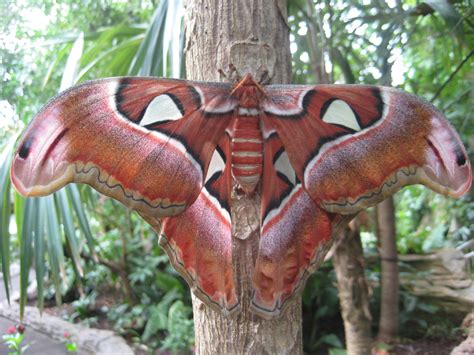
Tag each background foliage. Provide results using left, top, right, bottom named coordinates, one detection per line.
left=0, top=0, right=472, bottom=353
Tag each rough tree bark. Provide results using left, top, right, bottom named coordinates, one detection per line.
left=376, top=197, right=399, bottom=343
left=183, top=1, right=301, bottom=354
left=333, top=220, right=373, bottom=355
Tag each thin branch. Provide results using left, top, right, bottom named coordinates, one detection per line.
left=80, top=251, right=122, bottom=274
left=449, top=7, right=472, bottom=38
left=442, top=88, right=471, bottom=111
left=431, top=49, right=474, bottom=102
left=331, top=47, right=355, bottom=84
left=80, top=243, right=136, bottom=305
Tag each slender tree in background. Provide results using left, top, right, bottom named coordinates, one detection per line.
left=376, top=197, right=399, bottom=343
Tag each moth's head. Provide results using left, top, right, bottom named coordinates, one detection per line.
left=231, top=73, right=265, bottom=108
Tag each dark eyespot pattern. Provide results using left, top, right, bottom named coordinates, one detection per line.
left=18, top=137, right=33, bottom=159
left=452, top=142, right=467, bottom=167
left=456, top=151, right=467, bottom=166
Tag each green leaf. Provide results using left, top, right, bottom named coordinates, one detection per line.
left=417, top=302, right=438, bottom=314
left=19, top=198, right=35, bottom=319
left=161, top=0, right=184, bottom=77
left=155, top=271, right=185, bottom=294
left=143, top=289, right=181, bottom=340
left=142, top=305, right=167, bottom=340
left=60, top=32, right=84, bottom=90
left=76, top=34, right=144, bottom=80
left=34, top=198, right=46, bottom=311
left=78, top=24, right=142, bottom=66
left=319, top=334, right=343, bottom=348
left=129, top=0, right=184, bottom=77
left=56, top=189, right=83, bottom=279
left=129, top=0, right=168, bottom=76
left=66, top=343, right=78, bottom=352
left=315, top=305, right=331, bottom=319
left=42, top=43, right=73, bottom=89
left=161, top=300, right=194, bottom=351
left=66, top=185, right=96, bottom=261
left=0, top=135, right=18, bottom=304
left=44, top=195, right=65, bottom=305
left=13, top=192, right=25, bottom=242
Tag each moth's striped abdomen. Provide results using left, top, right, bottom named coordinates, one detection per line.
left=230, top=114, right=263, bottom=193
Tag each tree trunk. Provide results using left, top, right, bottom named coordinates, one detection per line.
left=183, top=1, right=301, bottom=353
left=184, top=0, right=291, bottom=83
left=333, top=221, right=373, bottom=355
left=304, top=0, right=330, bottom=84
left=376, top=197, right=399, bottom=343
left=375, top=62, right=399, bottom=343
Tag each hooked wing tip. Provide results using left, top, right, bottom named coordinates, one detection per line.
left=423, top=134, right=472, bottom=198
left=421, top=110, right=472, bottom=198
left=10, top=123, right=73, bottom=197
left=11, top=154, right=73, bottom=197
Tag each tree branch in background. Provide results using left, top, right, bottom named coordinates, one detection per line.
left=80, top=251, right=121, bottom=274
left=409, top=3, right=435, bottom=17
left=305, top=0, right=330, bottom=84
left=331, top=47, right=356, bottom=84
left=431, top=49, right=473, bottom=102
left=80, top=250, right=135, bottom=304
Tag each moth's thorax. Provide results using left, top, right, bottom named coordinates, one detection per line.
left=231, top=74, right=265, bottom=109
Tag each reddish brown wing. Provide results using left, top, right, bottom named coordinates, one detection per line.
left=253, top=84, right=471, bottom=318
left=158, top=135, right=239, bottom=315
left=10, top=77, right=240, bottom=315
left=262, top=85, right=471, bottom=214
left=251, top=133, right=334, bottom=318
left=11, top=77, right=234, bottom=218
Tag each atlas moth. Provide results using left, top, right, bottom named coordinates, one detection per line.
left=11, top=74, right=471, bottom=318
